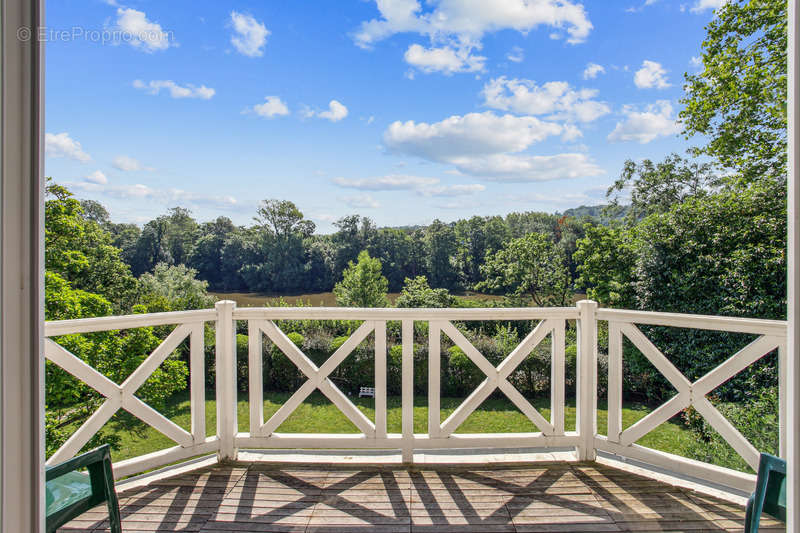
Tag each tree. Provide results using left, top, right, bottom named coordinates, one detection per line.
left=573, top=180, right=785, bottom=401
left=139, top=263, right=215, bottom=311
left=680, top=0, right=787, bottom=184
left=478, top=233, right=572, bottom=306
left=162, top=207, right=199, bottom=266
left=45, top=270, right=188, bottom=455
left=106, top=222, right=141, bottom=266
left=331, top=215, right=377, bottom=278
left=253, top=199, right=315, bottom=292
left=395, top=276, right=456, bottom=308
left=606, top=154, right=720, bottom=223
left=79, top=199, right=110, bottom=224
left=131, top=217, right=172, bottom=276
left=255, top=199, right=315, bottom=239
left=333, top=250, right=389, bottom=307
left=366, top=228, right=413, bottom=291
left=45, top=183, right=138, bottom=310
left=189, top=217, right=237, bottom=289
left=574, top=224, right=637, bottom=308
left=454, top=216, right=510, bottom=288
left=425, top=220, right=458, bottom=289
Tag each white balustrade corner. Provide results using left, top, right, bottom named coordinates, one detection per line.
left=43, top=301, right=787, bottom=492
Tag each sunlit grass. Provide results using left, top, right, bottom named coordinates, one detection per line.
left=97, top=391, right=694, bottom=464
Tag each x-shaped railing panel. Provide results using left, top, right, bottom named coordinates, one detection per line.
left=252, top=320, right=378, bottom=437
left=608, top=321, right=783, bottom=470
left=45, top=322, right=205, bottom=465
left=433, top=319, right=558, bottom=438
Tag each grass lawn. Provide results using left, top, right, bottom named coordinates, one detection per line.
left=96, top=391, right=696, bottom=464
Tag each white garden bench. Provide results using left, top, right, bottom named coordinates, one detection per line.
left=358, top=387, right=374, bottom=398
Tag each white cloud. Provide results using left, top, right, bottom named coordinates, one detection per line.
left=45, top=132, right=91, bottom=162
left=85, top=170, right=108, bottom=184
left=340, top=194, right=380, bottom=208
left=583, top=63, right=605, bottom=80
left=418, top=184, right=486, bottom=196
left=68, top=181, right=238, bottom=209
left=333, top=175, right=439, bottom=191
left=250, top=96, right=290, bottom=118
left=690, top=56, right=703, bottom=69
left=507, top=46, right=525, bottom=63
left=132, top=79, right=215, bottom=99
left=312, top=213, right=338, bottom=223
left=506, top=188, right=605, bottom=206
left=112, top=155, right=153, bottom=172
left=691, top=0, right=728, bottom=12
left=482, top=77, right=610, bottom=123
left=450, top=153, right=604, bottom=182
left=384, top=111, right=563, bottom=161
left=607, top=100, right=681, bottom=144
left=114, top=8, right=173, bottom=52
left=230, top=11, right=269, bottom=57
left=634, top=60, right=670, bottom=89
left=306, top=100, right=349, bottom=122
left=625, top=0, right=659, bottom=13
left=383, top=111, right=602, bottom=182
left=353, top=0, right=593, bottom=48
left=404, top=44, right=485, bottom=75
left=333, top=175, right=484, bottom=197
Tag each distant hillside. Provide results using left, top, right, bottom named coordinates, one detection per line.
left=560, top=204, right=629, bottom=223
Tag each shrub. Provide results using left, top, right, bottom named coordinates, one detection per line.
left=269, top=332, right=305, bottom=392
left=683, top=387, right=778, bottom=473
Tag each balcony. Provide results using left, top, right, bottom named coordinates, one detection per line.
left=46, top=301, right=787, bottom=532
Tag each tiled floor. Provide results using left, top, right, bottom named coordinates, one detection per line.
left=59, top=461, right=784, bottom=532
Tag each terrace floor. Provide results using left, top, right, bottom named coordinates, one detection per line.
left=59, top=459, right=785, bottom=533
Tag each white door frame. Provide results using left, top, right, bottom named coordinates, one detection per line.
left=787, top=0, right=799, bottom=529
left=0, top=0, right=45, bottom=531
left=0, top=0, right=796, bottom=531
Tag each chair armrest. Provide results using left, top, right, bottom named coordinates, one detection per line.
left=46, top=445, right=112, bottom=481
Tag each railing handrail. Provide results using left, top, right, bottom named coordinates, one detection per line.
left=231, top=306, right=579, bottom=321
left=42, top=300, right=789, bottom=492
left=597, top=307, right=787, bottom=336
left=44, top=305, right=788, bottom=336
left=45, top=308, right=217, bottom=337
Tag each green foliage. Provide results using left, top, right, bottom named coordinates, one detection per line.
left=576, top=180, right=785, bottom=402
left=189, top=217, right=236, bottom=289
left=45, top=272, right=188, bottom=455
left=269, top=332, right=305, bottom=392
left=396, top=276, right=456, bottom=308
left=45, top=182, right=138, bottom=311
left=680, top=0, right=787, bottom=184
left=453, top=216, right=510, bottom=286
left=574, top=224, right=637, bottom=308
left=633, top=181, right=785, bottom=320
left=606, top=154, right=720, bottom=222
left=478, top=233, right=572, bottom=306
left=425, top=220, right=458, bottom=289
left=334, top=250, right=389, bottom=307
left=139, top=263, right=215, bottom=311
left=684, top=387, right=778, bottom=472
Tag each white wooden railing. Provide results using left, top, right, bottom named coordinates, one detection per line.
left=44, top=300, right=787, bottom=492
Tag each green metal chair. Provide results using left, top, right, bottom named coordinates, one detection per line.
left=45, top=444, right=122, bottom=533
left=744, top=452, right=786, bottom=533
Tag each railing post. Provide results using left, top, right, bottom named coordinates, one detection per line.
left=576, top=300, right=598, bottom=461
left=401, top=320, right=414, bottom=463
left=216, top=300, right=238, bottom=462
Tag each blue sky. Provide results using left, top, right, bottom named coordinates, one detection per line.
left=45, top=0, right=725, bottom=232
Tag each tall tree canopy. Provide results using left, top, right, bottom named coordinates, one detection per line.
left=477, top=233, right=572, bottom=307
left=334, top=250, right=389, bottom=308
left=680, top=0, right=787, bottom=184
